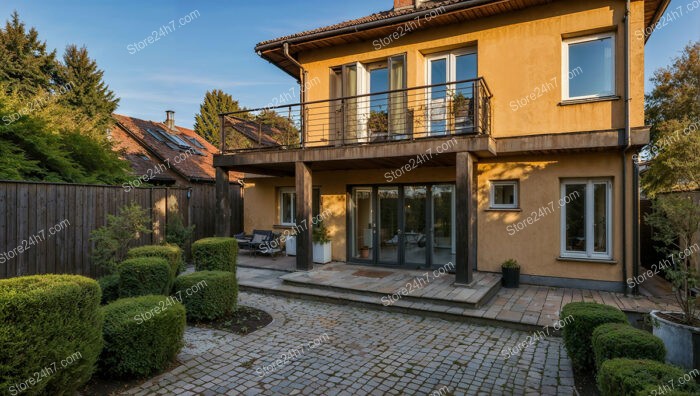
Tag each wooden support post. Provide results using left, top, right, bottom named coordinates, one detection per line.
left=215, top=167, right=231, bottom=237
left=295, top=162, right=313, bottom=271
left=456, top=152, right=475, bottom=285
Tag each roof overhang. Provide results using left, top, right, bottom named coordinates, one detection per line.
left=256, top=0, right=671, bottom=79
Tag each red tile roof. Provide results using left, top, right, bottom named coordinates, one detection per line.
left=225, top=115, right=284, bottom=147
left=112, top=114, right=225, bottom=182
left=256, top=0, right=457, bottom=48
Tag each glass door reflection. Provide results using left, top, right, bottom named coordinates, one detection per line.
left=378, top=187, right=400, bottom=265
left=404, top=186, right=427, bottom=267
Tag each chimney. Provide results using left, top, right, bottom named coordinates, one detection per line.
left=394, top=0, right=415, bottom=10
left=394, top=0, right=426, bottom=11
left=165, top=110, right=175, bottom=130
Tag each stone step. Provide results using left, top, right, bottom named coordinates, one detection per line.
left=239, top=276, right=546, bottom=334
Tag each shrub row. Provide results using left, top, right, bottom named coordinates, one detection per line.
left=561, top=302, right=697, bottom=395
left=0, top=275, right=103, bottom=395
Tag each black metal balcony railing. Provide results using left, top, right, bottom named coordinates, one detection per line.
left=220, top=77, right=492, bottom=153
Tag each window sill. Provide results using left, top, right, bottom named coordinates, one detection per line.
left=486, top=208, right=521, bottom=212
left=557, top=256, right=617, bottom=265
left=559, top=95, right=620, bottom=106
left=273, top=224, right=296, bottom=230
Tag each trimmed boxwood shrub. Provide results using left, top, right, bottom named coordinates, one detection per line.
left=560, top=302, right=627, bottom=370
left=99, top=295, right=185, bottom=378
left=597, top=358, right=699, bottom=396
left=0, top=275, right=103, bottom=395
left=192, top=237, right=237, bottom=272
left=98, top=274, right=120, bottom=305
left=118, top=257, right=171, bottom=297
left=173, top=271, right=237, bottom=321
left=592, top=323, right=666, bottom=369
left=127, top=244, right=183, bottom=284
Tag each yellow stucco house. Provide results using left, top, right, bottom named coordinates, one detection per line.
left=214, top=0, right=670, bottom=292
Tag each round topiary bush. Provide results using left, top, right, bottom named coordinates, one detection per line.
left=0, top=275, right=103, bottom=395
left=560, top=302, right=627, bottom=371
left=592, top=323, right=666, bottom=369
left=173, top=271, right=237, bottom=321
left=597, top=358, right=699, bottom=396
left=98, top=274, right=120, bottom=305
left=192, top=237, right=237, bottom=272
left=127, top=244, right=183, bottom=285
left=99, top=295, right=185, bottom=378
left=118, top=257, right=171, bottom=298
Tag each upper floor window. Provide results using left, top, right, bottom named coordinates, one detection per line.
left=562, top=33, right=615, bottom=100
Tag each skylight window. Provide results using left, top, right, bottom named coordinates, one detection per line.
left=185, top=136, right=206, bottom=149
left=147, top=128, right=165, bottom=142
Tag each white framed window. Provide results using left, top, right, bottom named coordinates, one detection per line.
left=425, top=48, right=478, bottom=135
left=489, top=180, right=518, bottom=209
left=278, top=187, right=322, bottom=226
left=562, top=33, right=615, bottom=100
left=279, top=187, right=296, bottom=226
left=560, top=179, right=612, bottom=260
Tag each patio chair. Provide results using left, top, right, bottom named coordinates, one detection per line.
left=257, top=232, right=285, bottom=258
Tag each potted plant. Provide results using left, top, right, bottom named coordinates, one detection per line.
left=359, top=246, right=370, bottom=259
left=312, top=222, right=332, bottom=264
left=646, top=194, right=700, bottom=369
left=451, top=92, right=472, bottom=132
left=501, top=259, right=520, bottom=288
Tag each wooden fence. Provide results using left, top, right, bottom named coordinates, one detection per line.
left=0, top=181, right=242, bottom=279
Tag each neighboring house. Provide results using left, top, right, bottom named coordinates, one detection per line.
left=112, top=111, right=234, bottom=186
left=112, top=111, right=244, bottom=234
left=214, top=0, right=670, bottom=292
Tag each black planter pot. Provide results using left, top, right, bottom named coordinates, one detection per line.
left=502, top=267, right=520, bottom=288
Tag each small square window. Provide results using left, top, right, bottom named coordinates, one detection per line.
left=490, top=181, right=518, bottom=209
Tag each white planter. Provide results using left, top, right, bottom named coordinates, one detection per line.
left=651, top=310, right=700, bottom=370
left=313, top=242, right=332, bottom=264
left=286, top=236, right=296, bottom=256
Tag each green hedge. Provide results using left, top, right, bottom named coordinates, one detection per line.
left=192, top=237, right=237, bottom=272
left=560, top=302, right=628, bottom=370
left=127, top=244, right=183, bottom=285
left=597, top=358, right=699, bottom=396
left=99, top=295, right=185, bottom=378
left=0, top=275, right=103, bottom=395
left=118, top=257, right=171, bottom=298
left=98, top=274, right=120, bottom=305
left=173, top=271, right=237, bottom=321
left=592, top=323, right=666, bottom=369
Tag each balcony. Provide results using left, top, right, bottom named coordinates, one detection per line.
left=220, top=77, right=492, bottom=153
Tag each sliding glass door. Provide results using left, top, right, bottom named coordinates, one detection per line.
left=349, top=184, right=455, bottom=269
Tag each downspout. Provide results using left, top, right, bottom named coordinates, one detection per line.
left=283, top=42, right=307, bottom=147
left=621, top=0, right=631, bottom=295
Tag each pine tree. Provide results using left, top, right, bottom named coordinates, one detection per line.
left=0, top=11, right=59, bottom=96
left=57, top=45, right=119, bottom=129
left=194, top=89, right=246, bottom=145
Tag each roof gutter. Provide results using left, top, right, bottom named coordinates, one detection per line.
left=622, top=0, right=633, bottom=296
left=255, top=0, right=507, bottom=52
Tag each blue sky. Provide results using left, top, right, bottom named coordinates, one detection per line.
left=0, top=0, right=697, bottom=129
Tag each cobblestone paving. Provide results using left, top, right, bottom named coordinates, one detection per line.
left=126, top=292, right=574, bottom=396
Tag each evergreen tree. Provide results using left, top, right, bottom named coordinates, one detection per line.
left=0, top=11, right=58, bottom=96
left=194, top=89, right=246, bottom=145
left=57, top=45, right=119, bottom=129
